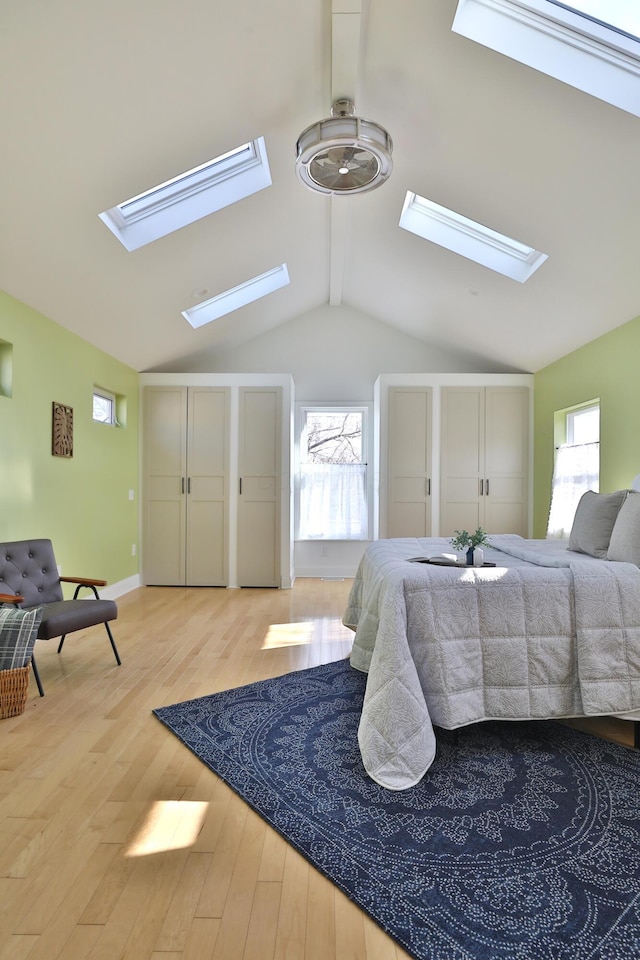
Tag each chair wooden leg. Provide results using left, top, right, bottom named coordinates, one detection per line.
left=105, top=623, right=122, bottom=666
left=31, top=655, right=44, bottom=697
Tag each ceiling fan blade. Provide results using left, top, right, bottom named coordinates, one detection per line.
left=308, top=161, right=352, bottom=190
left=326, top=146, right=350, bottom=165
left=339, top=171, right=370, bottom=190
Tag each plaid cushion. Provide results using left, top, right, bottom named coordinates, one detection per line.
left=0, top=605, right=43, bottom=669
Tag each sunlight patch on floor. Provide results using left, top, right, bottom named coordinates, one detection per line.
left=261, top=618, right=352, bottom=649
left=125, top=800, right=209, bottom=857
left=261, top=621, right=315, bottom=649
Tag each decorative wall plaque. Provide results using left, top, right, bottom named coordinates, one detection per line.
left=52, top=402, right=73, bottom=458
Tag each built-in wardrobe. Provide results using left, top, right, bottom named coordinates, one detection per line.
left=376, top=374, right=533, bottom=540
left=139, top=373, right=294, bottom=589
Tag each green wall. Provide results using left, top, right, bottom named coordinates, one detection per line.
left=0, top=290, right=139, bottom=591
left=533, top=314, right=640, bottom=536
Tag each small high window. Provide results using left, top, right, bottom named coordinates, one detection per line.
left=93, top=387, right=116, bottom=425
left=0, top=339, right=13, bottom=398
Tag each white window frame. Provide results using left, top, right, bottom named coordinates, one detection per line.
left=93, top=387, right=117, bottom=425
left=566, top=401, right=600, bottom=445
left=452, top=0, right=640, bottom=118
left=295, top=403, right=373, bottom=541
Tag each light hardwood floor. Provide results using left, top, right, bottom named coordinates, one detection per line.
left=0, top=579, right=635, bottom=960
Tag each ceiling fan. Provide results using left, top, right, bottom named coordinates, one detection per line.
left=295, top=98, right=393, bottom=196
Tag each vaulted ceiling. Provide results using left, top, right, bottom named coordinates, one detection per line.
left=1, top=0, right=639, bottom=373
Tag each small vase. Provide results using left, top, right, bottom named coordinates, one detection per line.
left=473, top=547, right=484, bottom=567
left=466, top=547, right=475, bottom=566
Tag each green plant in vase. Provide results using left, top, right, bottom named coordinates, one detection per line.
left=449, top=527, right=491, bottom=565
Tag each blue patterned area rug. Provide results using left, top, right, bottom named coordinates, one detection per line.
left=153, top=659, right=640, bottom=960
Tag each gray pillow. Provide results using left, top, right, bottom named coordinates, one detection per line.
left=568, top=489, right=627, bottom=558
left=608, top=491, right=640, bottom=565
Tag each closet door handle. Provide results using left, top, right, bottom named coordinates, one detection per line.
left=181, top=477, right=185, bottom=495
left=239, top=478, right=243, bottom=495
left=427, top=478, right=431, bottom=496
left=486, top=479, right=490, bottom=496
left=187, top=477, right=191, bottom=494
left=480, top=479, right=484, bottom=496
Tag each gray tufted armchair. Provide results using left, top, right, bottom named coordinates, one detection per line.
left=0, top=539, right=121, bottom=696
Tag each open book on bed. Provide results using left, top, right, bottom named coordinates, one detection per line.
left=406, top=553, right=497, bottom=567
left=407, top=553, right=461, bottom=565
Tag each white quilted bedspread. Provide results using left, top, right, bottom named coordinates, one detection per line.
left=343, top=536, right=640, bottom=790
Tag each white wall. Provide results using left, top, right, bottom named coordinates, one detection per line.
left=148, top=305, right=530, bottom=580
left=158, top=303, right=522, bottom=400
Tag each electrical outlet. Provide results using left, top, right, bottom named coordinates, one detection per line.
left=131, top=543, right=137, bottom=557
left=128, top=489, right=135, bottom=501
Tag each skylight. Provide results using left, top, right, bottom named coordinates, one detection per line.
left=399, top=192, right=548, bottom=282
left=452, top=0, right=640, bottom=118
left=551, top=1, right=640, bottom=40
left=182, top=264, right=290, bottom=328
left=99, top=138, right=272, bottom=251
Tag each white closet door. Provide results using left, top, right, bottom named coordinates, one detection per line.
left=186, top=388, right=229, bottom=586
left=440, top=387, right=484, bottom=537
left=143, top=386, right=229, bottom=586
left=237, top=387, right=281, bottom=587
left=387, top=387, right=432, bottom=537
left=143, top=386, right=187, bottom=585
left=440, top=385, right=529, bottom=537
left=483, top=387, right=529, bottom=535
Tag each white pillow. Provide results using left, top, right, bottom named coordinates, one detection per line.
left=568, top=489, right=627, bottom=559
left=608, top=491, right=640, bottom=565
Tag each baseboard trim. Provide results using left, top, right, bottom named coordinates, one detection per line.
left=100, top=574, right=141, bottom=600
left=294, top=565, right=358, bottom=579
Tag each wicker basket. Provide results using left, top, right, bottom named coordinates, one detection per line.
left=0, top=665, right=30, bottom=719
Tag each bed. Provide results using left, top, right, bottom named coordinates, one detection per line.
left=343, top=490, right=640, bottom=789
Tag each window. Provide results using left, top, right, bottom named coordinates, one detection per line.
left=98, top=137, right=272, bottom=251
left=399, top=191, right=547, bottom=282
left=452, top=0, right=640, bottom=118
left=0, top=339, right=12, bottom=398
left=566, top=402, right=600, bottom=444
left=297, top=407, right=368, bottom=540
left=549, top=2, right=640, bottom=40
left=93, top=387, right=116, bottom=425
left=182, top=264, right=290, bottom=328
left=547, top=400, right=600, bottom=537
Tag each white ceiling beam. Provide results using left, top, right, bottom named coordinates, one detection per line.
left=329, top=196, right=352, bottom=306
left=331, top=0, right=362, bottom=103
left=329, top=0, right=362, bottom=306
